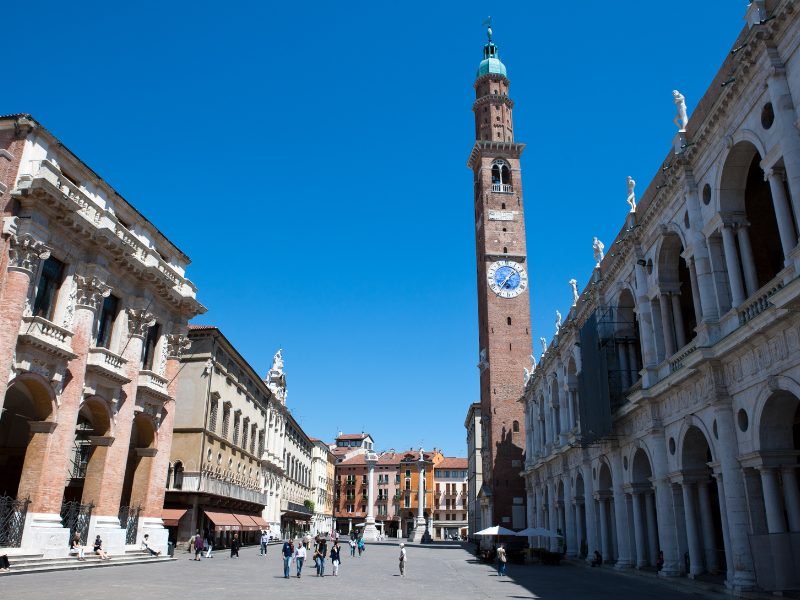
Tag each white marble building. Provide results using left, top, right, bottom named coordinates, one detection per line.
left=522, top=2, right=800, bottom=594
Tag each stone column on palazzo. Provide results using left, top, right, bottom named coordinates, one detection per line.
left=363, top=452, right=379, bottom=541
left=525, top=478, right=535, bottom=550
left=649, top=433, right=681, bottom=577
left=658, top=294, right=676, bottom=357
left=713, top=401, right=756, bottom=589
left=564, top=475, right=576, bottom=557
left=696, top=480, right=719, bottom=573
left=0, top=233, right=51, bottom=415
left=581, top=461, right=598, bottom=563
left=760, top=467, right=788, bottom=534
left=670, top=293, right=686, bottom=349
left=575, top=499, right=585, bottom=557
left=85, top=305, right=154, bottom=554
left=630, top=490, right=647, bottom=568
left=687, top=259, right=703, bottom=323
left=681, top=481, right=704, bottom=577
left=736, top=224, right=758, bottom=297
left=408, top=452, right=427, bottom=542
left=765, top=168, right=798, bottom=261
left=644, top=491, right=659, bottom=566
left=597, top=495, right=610, bottom=562
left=720, top=224, right=746, bottom=307
left=633, top=262, right=657, bottom=370
left=682, top=172, right=717, bottom=322
left=626, top=342, right=639, bottom=386
left=766, top=61, right=800, bottom=234
left=781, top=467, right=800, bottom=532
left=611, top=453, right=632, bottom=568
left=712, top=469, right=735, bottom=583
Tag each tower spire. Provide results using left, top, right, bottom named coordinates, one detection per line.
left=483, top=16, right=493, bottom=42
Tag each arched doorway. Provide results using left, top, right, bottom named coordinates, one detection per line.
left=615, top=289, right=643, bottom=391
left=0, top=374, right=55, bottom=499
left=63, top=397, right=112, bottom=504
left=656, top=233, right=697, bottom=357
left=680, top=426, right=724, bottom=577
left=630, top=448, right=658, bottom=568
left=119, top=413, right=157, bottom=544
left=596, top=462, right=615, bottom=562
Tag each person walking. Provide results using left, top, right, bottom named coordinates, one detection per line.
left=357, top=536, right=364, bottom=557
left=230, top=533, right=241, bottom=558
left=260, top=530, right=269, bottom=556
left=317, top=537, right=327, bottom=576
left=193, top=532, right=203, bottom=561
left=496, top=543, right=507, bottom=576
left=349, top=537, right=356, bottom=557
left=399, top=543, right=407, bottom=577
left=70, top=533, right=85, bottom=561
left=295, top=539, right=306, bottom=577
left=282, top=539, right=294, bottom=578
left=205, top=533, right=214, bottom=558
left=330, top=540, right=341, bottom=576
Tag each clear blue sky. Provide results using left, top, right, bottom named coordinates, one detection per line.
left=6, top=1, right=743, bottom=457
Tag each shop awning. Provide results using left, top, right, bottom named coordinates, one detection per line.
left=161, top=508, right=188, bottom=527
left=252, top=515, right=269, bottom=529
left=205, top=510, right=241, bottom=531
left=233, top=514, right=260, bottom=532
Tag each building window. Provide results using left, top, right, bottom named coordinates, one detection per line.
left=222, top=403, right=231, bottom=438
left=405, top=480, right=411, bottom=491
left=251, top=424, right=257, bottom=455
left=173, top=461, right=184, bottom=490
left=241, top=417, right=249, bottom=450
left=513, top=420, right=520, bottom=433
left=404, top=494, right=410, bottom=508
left=141, top=323, right=160, bottom=370
left=259, top=429, right=265, bottom=455
left=33, top=256, right=65, bottom=321
left=95, top=294, right=119, bottom=348
left=208, top=398, right=218, bottom=432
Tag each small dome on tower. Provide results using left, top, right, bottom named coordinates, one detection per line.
left=476, top=21, right=507, bottom=79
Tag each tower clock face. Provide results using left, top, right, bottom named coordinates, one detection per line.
left=487, top=260, right=528, bottom=298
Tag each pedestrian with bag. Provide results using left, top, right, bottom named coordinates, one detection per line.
left=496, top=543, right=507, bottom=576
left=330, top=540, right=341, bottom=576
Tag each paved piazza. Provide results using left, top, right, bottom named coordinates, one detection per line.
left=3, top=542, right=712, bottom=599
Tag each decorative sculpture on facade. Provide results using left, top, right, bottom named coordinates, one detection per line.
left=271, top=348, right=284, bottom=374
left=555, top=310, right=562, bottom=333
left=593, top=237, right=605, bottom=265
left=673, top=90, right=688, bottom=131
left=569, top=278, right=579, bottom=306
left=626, top=176, right=637, bottom=212
left=540, top=337, right=547, bottom=355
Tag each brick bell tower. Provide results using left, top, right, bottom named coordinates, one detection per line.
left=467, top=21, right=530, bottom=529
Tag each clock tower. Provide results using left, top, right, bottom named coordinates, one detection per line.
left=468, top=23, right=530, bottom=529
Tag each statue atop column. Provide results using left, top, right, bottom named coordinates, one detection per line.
left=673, top=90, right=688, bottom=131
left=593, top=237, right=605, bottom=266
left=626, top=176, right=637, bottom=212
left=569, top=278, right=579, bottom=306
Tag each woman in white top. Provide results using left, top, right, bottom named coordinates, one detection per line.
left=294, top=540, right=307, bottom=578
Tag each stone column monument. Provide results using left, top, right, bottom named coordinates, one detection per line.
left=363, top=452, right=379, bottom=541
left=408, top=449, right=428, bottom=542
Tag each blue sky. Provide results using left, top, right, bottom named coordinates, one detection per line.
left=6, top=1, right=744, bottom=456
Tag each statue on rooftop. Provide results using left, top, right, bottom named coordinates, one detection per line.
left=555, top=310, right=562, bottom=333
left=540, top=337, right=547, bottom=355
left=673, top=90, right=688, bottom=131
left=569, top=278, right=579, bottom=306
left=593, top=237, right=605, bottom=266
left=271, top=348, right=284, bottom=373
left=626, top=176, right=637, bottom=212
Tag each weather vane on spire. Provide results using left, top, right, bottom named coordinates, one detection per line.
left=483, top=16, right=493, bottom=41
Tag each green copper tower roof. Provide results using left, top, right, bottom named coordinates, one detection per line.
left=476, top=18, right=507, bottom=78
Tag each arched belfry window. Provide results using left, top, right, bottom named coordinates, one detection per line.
left=491, top=160, right=512, bottom=193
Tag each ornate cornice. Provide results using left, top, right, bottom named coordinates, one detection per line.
left=8, top=234, right=51, bottom=275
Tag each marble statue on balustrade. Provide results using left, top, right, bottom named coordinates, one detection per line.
left=673, top=90, right=688, bottom=131
left=626, top=176, right=637, bottom=212
left=540, top=337, right=547, bottom=355
left=555, top=310, right=562, bottom=333
left=593, top=237, right=605, bottom=266
left=569, top=278, right=579, bottom=306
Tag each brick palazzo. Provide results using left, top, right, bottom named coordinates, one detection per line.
left=0, top=114, right=204, bottom=557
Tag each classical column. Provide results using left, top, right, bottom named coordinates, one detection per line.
left=581, top=462, right=598, bottom=562
left=526, top=478, right=535, bottom=549
left=736, top=224, right=758, bottom=297
left=631, top=491, right=647, bottom=568
left=626, top=342, right=639, bottom=385
left=760, top=467, right=788, bottom=534
left=781, top=467, right=800, bottom=532
left=767, top=64, right=800, bottom=232
left=697, top=481, right=719, bottom=573
left=633, top=262, right=657, bottom=368
left=766, top=168, right=798, bottom=259
left=681, top=482, right=704, bottom=576
left=670, top=293, right=686, bottom=349
left=713, top=470, right=735, bottom=583
left=363, top=452, right=379, bottom=541
left=611, top=452, right=632, bottom=568
left=650, top=433, right=681, bottom=577
left=720, top=224, right=746, bottom=307
left=688, top=258, right=703, bottom=323
left=644, top=491, right=659, bottom=566
left=564, top=475, right=576, bottom=557
left=597, top=496, right=610, bottom=561
left=575, top=498, right=585, bottom=557
left=658, top=294, right=676, bottom=357
left=0, top=234, right=51, bottom=415
left=408, top=454, right=427, bottom=542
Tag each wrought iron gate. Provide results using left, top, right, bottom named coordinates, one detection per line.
left=118, top=505, right=141, bottom=545
left=0, top=496, right=30, bottom=548
left=60, top=500, right=94, bottom=546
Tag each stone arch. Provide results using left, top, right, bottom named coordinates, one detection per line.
left=676, top=417, right=717, bottom=472
left=752, top=375, right=800, bottom=452
left=8, top=372, right=57, bottom=422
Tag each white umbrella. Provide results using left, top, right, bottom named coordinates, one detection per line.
left=515, top=527, right=562, bottom=538
left=474, top=525, right=517, bottom=536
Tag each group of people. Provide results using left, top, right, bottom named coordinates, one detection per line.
left=69, top=534, right=111, bottom=561
left=282, top=534, right=355, bottom=578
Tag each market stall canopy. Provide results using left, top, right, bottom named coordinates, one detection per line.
left=161, top=508, right=187, bottom=527
left=205, top=510, right=241, bottom=531
left=473, top=525, right=517, bottom=536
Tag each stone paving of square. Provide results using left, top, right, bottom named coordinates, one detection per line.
left=1, top=541, right=712, bottom=600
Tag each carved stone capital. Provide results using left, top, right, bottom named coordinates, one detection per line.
left=74, top=275, right=112, bottom=310
left=126, top=308, right=156, bottom=338
left=166, top=333, right=191, bottom=359
left=8, top=234, right=51, bottom=275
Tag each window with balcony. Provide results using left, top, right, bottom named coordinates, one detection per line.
left=141, top=323, right=160, bottom=370
left=95, top=294, right=119, bottom=348
left=491, top=159, right=512, bottom=193
left=33, top=256, right=65, bottom=321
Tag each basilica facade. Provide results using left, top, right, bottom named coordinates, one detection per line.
left=522, top=1, right=800, bottom=593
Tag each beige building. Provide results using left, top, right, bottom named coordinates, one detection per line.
left=165, top=326, right=275, bottom=546
left=281, top=412, right=313, bottom=538
left=464, top=402, right=483, bottom=541
left=310, top=438, right=335, bottom=535
left=433, top=458, right=469, bottom=540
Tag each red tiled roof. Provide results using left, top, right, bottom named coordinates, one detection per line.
left=338, top=455, right=367, bottom=466
left=437, top=457, right=468, bottom=469
left=336, top=433, right=369, bottom=441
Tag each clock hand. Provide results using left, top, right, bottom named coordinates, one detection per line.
left=498, top=272, right=514, bottom=289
